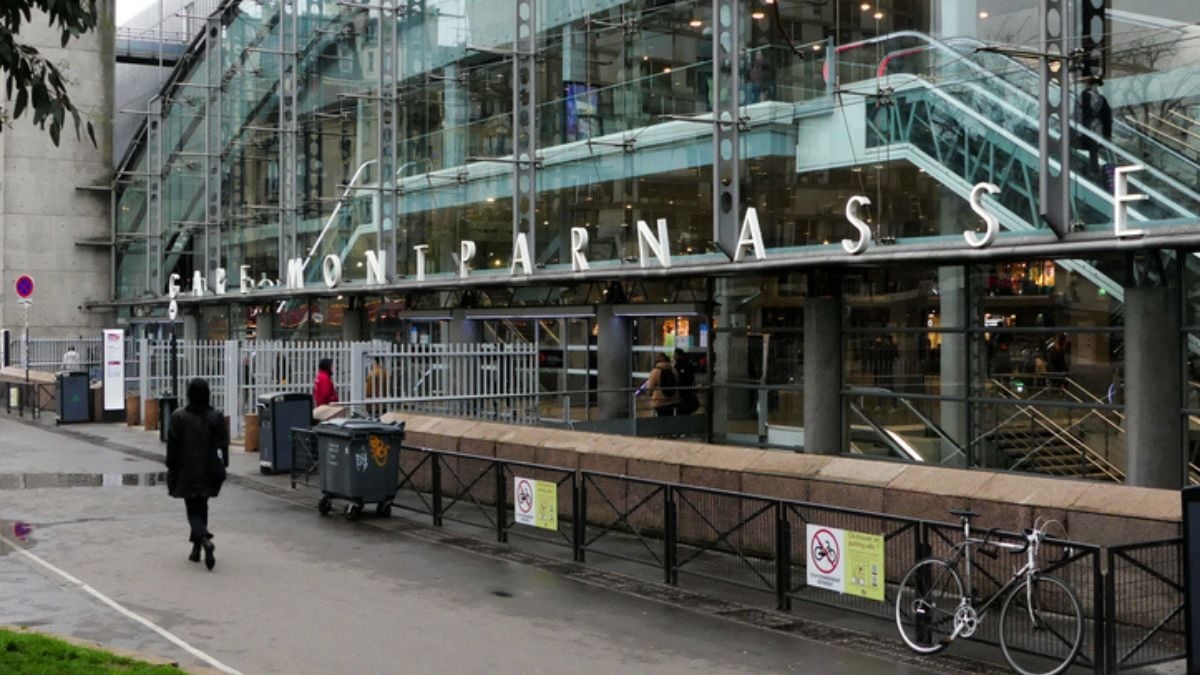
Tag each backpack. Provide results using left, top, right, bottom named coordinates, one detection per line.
left=659, top=366, right=677, bottom=395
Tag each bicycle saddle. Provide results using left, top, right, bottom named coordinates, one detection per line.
left=948, top=508, right=979, bottom=520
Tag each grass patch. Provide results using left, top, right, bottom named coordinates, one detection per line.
left=0, top=627, right=183, bottom=674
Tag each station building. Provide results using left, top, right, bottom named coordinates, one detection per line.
left=102, top=0, right=1200, bottom=488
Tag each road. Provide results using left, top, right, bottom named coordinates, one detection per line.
left=0, top=414, right=944, bottom=674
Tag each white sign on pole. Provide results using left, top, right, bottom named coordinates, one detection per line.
left=102, top=329, right=125, bottom=412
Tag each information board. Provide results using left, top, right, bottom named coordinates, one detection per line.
left=806, top=523, right=884, bottom=601
left=102, top=329, right=125, bottom=412
left=514, top=475, right=558, bottom=530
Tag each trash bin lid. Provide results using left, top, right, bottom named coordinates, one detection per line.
left=258, top=392, right=313, bottom=404
left=315, top=419, right=405, bottom=435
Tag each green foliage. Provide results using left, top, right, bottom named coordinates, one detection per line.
left=0, top=0, right=98, bottom=146
left=0, top=627, right=184, bottom=673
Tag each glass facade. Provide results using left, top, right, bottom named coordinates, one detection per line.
left=112, top=0, right=1200, bottom=485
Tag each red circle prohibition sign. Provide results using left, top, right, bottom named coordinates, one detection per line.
left=516, top=479, right=534, bottom=514
left=15, top=275, right=34, bottom=299
left=810, top=528, right=840, bottom=574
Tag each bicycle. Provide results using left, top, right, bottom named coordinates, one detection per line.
left=894, top=509, right=1083, bottom=675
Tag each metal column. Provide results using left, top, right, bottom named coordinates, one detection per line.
left=147, top=97, right=165, bottom=295
left=1038, top=0, right=1072, bottom=238
left=513, top=0, right=537, bottom=261
left=204, top=17, right=224, bottom=291
left=712, top=0, right=740, bottom=256
left=279, top=0, right=299, bottom=273
left=377, top=0, right=399, bottom=281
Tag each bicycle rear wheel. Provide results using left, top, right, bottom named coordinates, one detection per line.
left=895, top=558, right=963, bottom=654
left=999, top=574, right=1083, bottom=675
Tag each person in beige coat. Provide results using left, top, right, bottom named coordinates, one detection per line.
left=641, top=353, right=679, bottom=417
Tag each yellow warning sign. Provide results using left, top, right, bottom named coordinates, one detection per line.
left=514, top=476, right=558, bottom=531
left=843, top=530, right=885, bottom=601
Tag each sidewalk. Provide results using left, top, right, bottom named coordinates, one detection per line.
left=0, top=414, right=972, bottom=674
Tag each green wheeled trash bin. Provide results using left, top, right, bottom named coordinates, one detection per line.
left=56, top=372, right=91, bottom=424
left=314, top=419, right=406, bottom=520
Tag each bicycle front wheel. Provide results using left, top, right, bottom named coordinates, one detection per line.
left=895, top=558, right=963, bottom=654
left=999, top=574, right=1083, bottom=675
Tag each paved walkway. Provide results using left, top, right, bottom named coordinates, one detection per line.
left=0, top=415, right=966, bottom=674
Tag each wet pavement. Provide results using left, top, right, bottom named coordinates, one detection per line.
left=0, top=415, right=960, bottom=674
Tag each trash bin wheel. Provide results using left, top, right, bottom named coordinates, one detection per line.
left=376, top=501, right=392, bottom=518
left=317, top=495, right=333, bottom=516
left=346, top=502, right=364, bottom=521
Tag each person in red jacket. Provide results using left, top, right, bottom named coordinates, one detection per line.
left=313, top=358, right=338, bottom=406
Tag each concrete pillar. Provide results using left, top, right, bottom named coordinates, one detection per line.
left=342, top=305, right=365, bottom=341
left=596, top=304, right=632, bottom=420
left=256, top=311, right=273, bottom=341
left=448, top=309, right=479, bottom=343
left=1125, top=285, right=1183, bottom=488
left=803, top=295, right=842, bottom=454
left=938, top=265, right=968, bottom=465
left=711, top=280, right=752, bottom=441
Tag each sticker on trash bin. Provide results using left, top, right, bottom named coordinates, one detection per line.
left=513, top=476, right=557, bottom=530
left=369, top=435, right=389, bottom=467
left=354, top=449, right=369, bottom=472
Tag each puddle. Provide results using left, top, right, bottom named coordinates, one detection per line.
left=0, top=472, right=169, bottom=490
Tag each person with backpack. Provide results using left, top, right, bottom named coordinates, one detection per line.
left=673, top=349, right=700, bottom=416
left=640, top=353, right=679, bottom=417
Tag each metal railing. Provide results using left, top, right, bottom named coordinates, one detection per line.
left=296, top=440, right=1174, bottom=673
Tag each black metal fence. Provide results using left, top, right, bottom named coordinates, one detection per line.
left=287, top=442, right=1183, bottom=673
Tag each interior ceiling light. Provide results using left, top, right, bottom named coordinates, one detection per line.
left=874, top=11, right=884, bottom=19
left=751, top=11, right=765, bottom=20
left=689, top=19, right=702, bottom=27
left=861, top=3, right=871, bottom=10
left=979, top=11, right=989, bottom=19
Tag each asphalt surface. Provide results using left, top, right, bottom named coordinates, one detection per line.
left=0, top=415, right=955, bottom=674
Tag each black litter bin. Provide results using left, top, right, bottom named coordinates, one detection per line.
left=315, top=419, right=406, bottom=519
left=158, top=396, right=178, bottom=442
left=258, top=392, right=313, bottom=474
left=56, top=372, right=91, bottom=424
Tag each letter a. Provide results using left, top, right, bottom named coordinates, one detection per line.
left=734, top=208, right=766, bottom=262
left=511, top=232, right=532, bottom=276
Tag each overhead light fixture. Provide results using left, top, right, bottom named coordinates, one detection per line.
left=689, top=19, right=702, bottom=27
left=751, top=11, right=765, bottom=19
left=663, top=66, right=672, bottom=73
left=861, top=3, right=871, bottom=10
left=874, top=11, right=884, bottom=20
left=979, top=11, right=989, bottom=19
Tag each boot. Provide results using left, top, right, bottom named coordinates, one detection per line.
left=188, top=541, right=201, bottom=563
left=203, top=540, right=216, bottom=571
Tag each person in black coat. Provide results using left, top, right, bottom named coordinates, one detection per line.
left=166, top=378, right=228, bottom=570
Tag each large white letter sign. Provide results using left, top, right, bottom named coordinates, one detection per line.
left=637, top=218, right=672, bottom=269
left=843, top=196, right=872, bottom=254
left=459, top=240, right=476, bottom=278
left=1113, top=164, right=1147, bottom=238
left=192, top=270, right=205, bottom=297
left=735, top=208, right=767, bottom=262
left=364, top=250, right=387, bottom=285
left=285, top=257, right=305, bottom=289
left=413, top=245, right=429, bottom=281
left=215, top=267, right=228, bottom=295
left=167, top=273, right=180, bottom=298
left=965, top=182, right=1001, bottom=248
left=511, top=232, right=532, bottom=276
left=322, top=255, right=342, bottom=288
left=239, top=265, right=253, bottom=294
left=570, top=227, right=590, bottom=272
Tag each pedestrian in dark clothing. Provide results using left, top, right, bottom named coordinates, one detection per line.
left=1078, top=76, right=1112, bottom=177
left=673, top=349, right=700, bottom=415
left=166, top=378, right=228, bottom=570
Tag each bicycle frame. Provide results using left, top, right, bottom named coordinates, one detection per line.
left=941, top=519, right=1039, bottom=639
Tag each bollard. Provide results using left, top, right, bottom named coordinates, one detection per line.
left=244, top=413, right=260, bottom=452
left=143, top=399, right=159, bottom=431
left=1184, top=485, right=1200, bottom=674
left=125, top=394, right=140, bottom=426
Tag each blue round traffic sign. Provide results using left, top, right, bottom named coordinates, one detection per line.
left=14, top=275, right=34, bottom=299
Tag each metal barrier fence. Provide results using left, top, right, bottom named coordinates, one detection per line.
left=1105, top=538, right=1185, bottom=671
left=296, top=441, right=1183, bottom=674
left=13, top=337, right=103, bottom=374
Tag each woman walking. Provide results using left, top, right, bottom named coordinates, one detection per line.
left=166, top=378, right=228, bottom=570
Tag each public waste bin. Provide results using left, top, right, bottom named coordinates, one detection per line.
left=315, top=419, right=406, bottom=519
left=56, top=372, right=91, bottom=424
left=258, top=392, right=313, bottom=474
left=158, top=396, right=178, bottom=442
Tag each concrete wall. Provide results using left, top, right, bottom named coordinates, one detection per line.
left=0, top=1, right=116, bottom=336
left=387, top=413, right=1182, bottom=547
